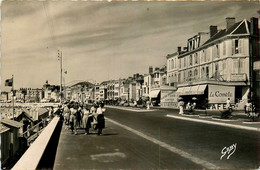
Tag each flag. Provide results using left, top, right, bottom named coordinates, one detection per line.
left=5, top=78, right=13, bottom=87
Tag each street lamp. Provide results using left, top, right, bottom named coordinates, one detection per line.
left=58, top=50, right=63, bottom=104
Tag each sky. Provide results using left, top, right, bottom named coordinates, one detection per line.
left=1, top=1, right=259, bottom=90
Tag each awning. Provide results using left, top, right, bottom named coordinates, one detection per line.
left=197, top=85, right=207, bottom=94
left=178, top=85, right=207, bottom=96
left=176, top=87, right=184, bottom=94
left=190, top=86, right=199, bottom=94
left=183, top=87, right=192, bottom=95
left=149, top=90, right=160, bottom=98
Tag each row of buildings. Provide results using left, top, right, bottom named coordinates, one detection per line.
left=1, top=16, right=259, bottom=110
left=1, top=81, right=60, bottom=103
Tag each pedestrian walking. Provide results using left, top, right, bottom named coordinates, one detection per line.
left=70, top=105, right=78, bottom=135
left=96, top=105, right=105, bottom=135
left=226, top=98, right=231, bottom=111
left=76, top=106, right=82, bottom=128
left=49, top=106, right=54, bottom=117
left=178, top=99, right=184, bottom=115
left=82, top=107, right=92, bottom=135
left=146, top=100, right=150, bottom=110
left=90, top=105, right=96, bottom=114
left=64, top=105, right=71, bottom=130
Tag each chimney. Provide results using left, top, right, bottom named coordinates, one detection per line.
left=177, top=46, right=182, bottom=52
left=149, top=66, right=153, bottom=74
left=209, top=25, right=218, bottom=37
left=250, top=17, right=259, bottom=36
left=226, top=17, right=235, bottom=30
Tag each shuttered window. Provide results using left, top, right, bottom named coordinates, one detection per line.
left=223, top=42, right=226, bottom=55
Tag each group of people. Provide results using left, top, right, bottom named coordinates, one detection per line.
left=178, top=99, right=196, bottom=115
left=61, top=101, right=105, bottom=135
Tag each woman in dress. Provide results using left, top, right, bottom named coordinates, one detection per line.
left=82, top=106, right=92, bottom=135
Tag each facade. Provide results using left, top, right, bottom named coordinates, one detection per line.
left=143, top=66, right=167, bottom=105
left=143, top=73, right=152, bottom=98
left=119, top=79, right=129, bottom=101
left=99, top=81, right=108, bottom=101
left=107, top=80, right=115, bottom=100
left=0, top=92, right=8, bottom=102
left=66, top=81, right=94, bottom=102
left=42, top=81, right=60, bottom=102
left=114, top=80, right=120, bottom=100
left=25, top=88, right=43, bottom=103
left=166, top=17, right=259, bottom=110
left=95, top=84, right=100, bottom=102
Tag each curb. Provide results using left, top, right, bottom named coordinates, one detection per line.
left=166, top=114, right=260, bottom=132
left=105, top=106, right=156, bottom=112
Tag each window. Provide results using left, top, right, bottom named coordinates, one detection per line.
left=178, top=73, right=181, bottom=82
left=194, top=69, right=198, bottom=78
left=233, top=60, right=239, bottom=73
left=202, top=50, right=206, bottom=62
left=215, top=63, right=219, bottom=78
left=232, top=39, right=243, bottom=54
left=184, top=58, right=186, bottom=67
left=201, top=67, right=205, bottom=78
left=188, top=70, right=193, bottom=81
left=223, top=42, right=226, bottom=55
left=189, top=55, right=193, bottom=66
left=205, top=48, right=210, bottom=62
left=206, top=66, right=209, bottom=78
left=216, top=45, right=219, bottom=58
left=233, top=59, right=245, bottom=73
left=171, top=59, right=174, bottom=69
left=235, top=40, right=239, bottom=54
left=195, top=53, right=198, bottom=64
left=179, top=59, right=181, bottom=69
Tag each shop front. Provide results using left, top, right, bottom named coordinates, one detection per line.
left=177, top=84, right=208, bottom=109
left=149, top=89, right=160, bottom=106
left=160, top=87, right=178, bottom=108
left=177, top=84, right=248, bottom=110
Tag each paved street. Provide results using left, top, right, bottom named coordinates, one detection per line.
left=54, top=107, right=260, bottom=169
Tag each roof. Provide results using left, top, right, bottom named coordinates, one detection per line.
left=38, top=107, right=49, bottom=116
left=0, top=123, right=10, bottom=133
left=1, top=119, right=23, bottom=128
left=16, top=111, right=35, bottom=122
left=70, top=81, right=94, bottom=88
left=203, top=19, right=249, bottom=45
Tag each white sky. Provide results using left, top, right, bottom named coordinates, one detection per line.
left=1, top=1, right=259, bottom=90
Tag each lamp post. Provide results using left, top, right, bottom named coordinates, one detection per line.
left=58, top=50, right=62, bottom=104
